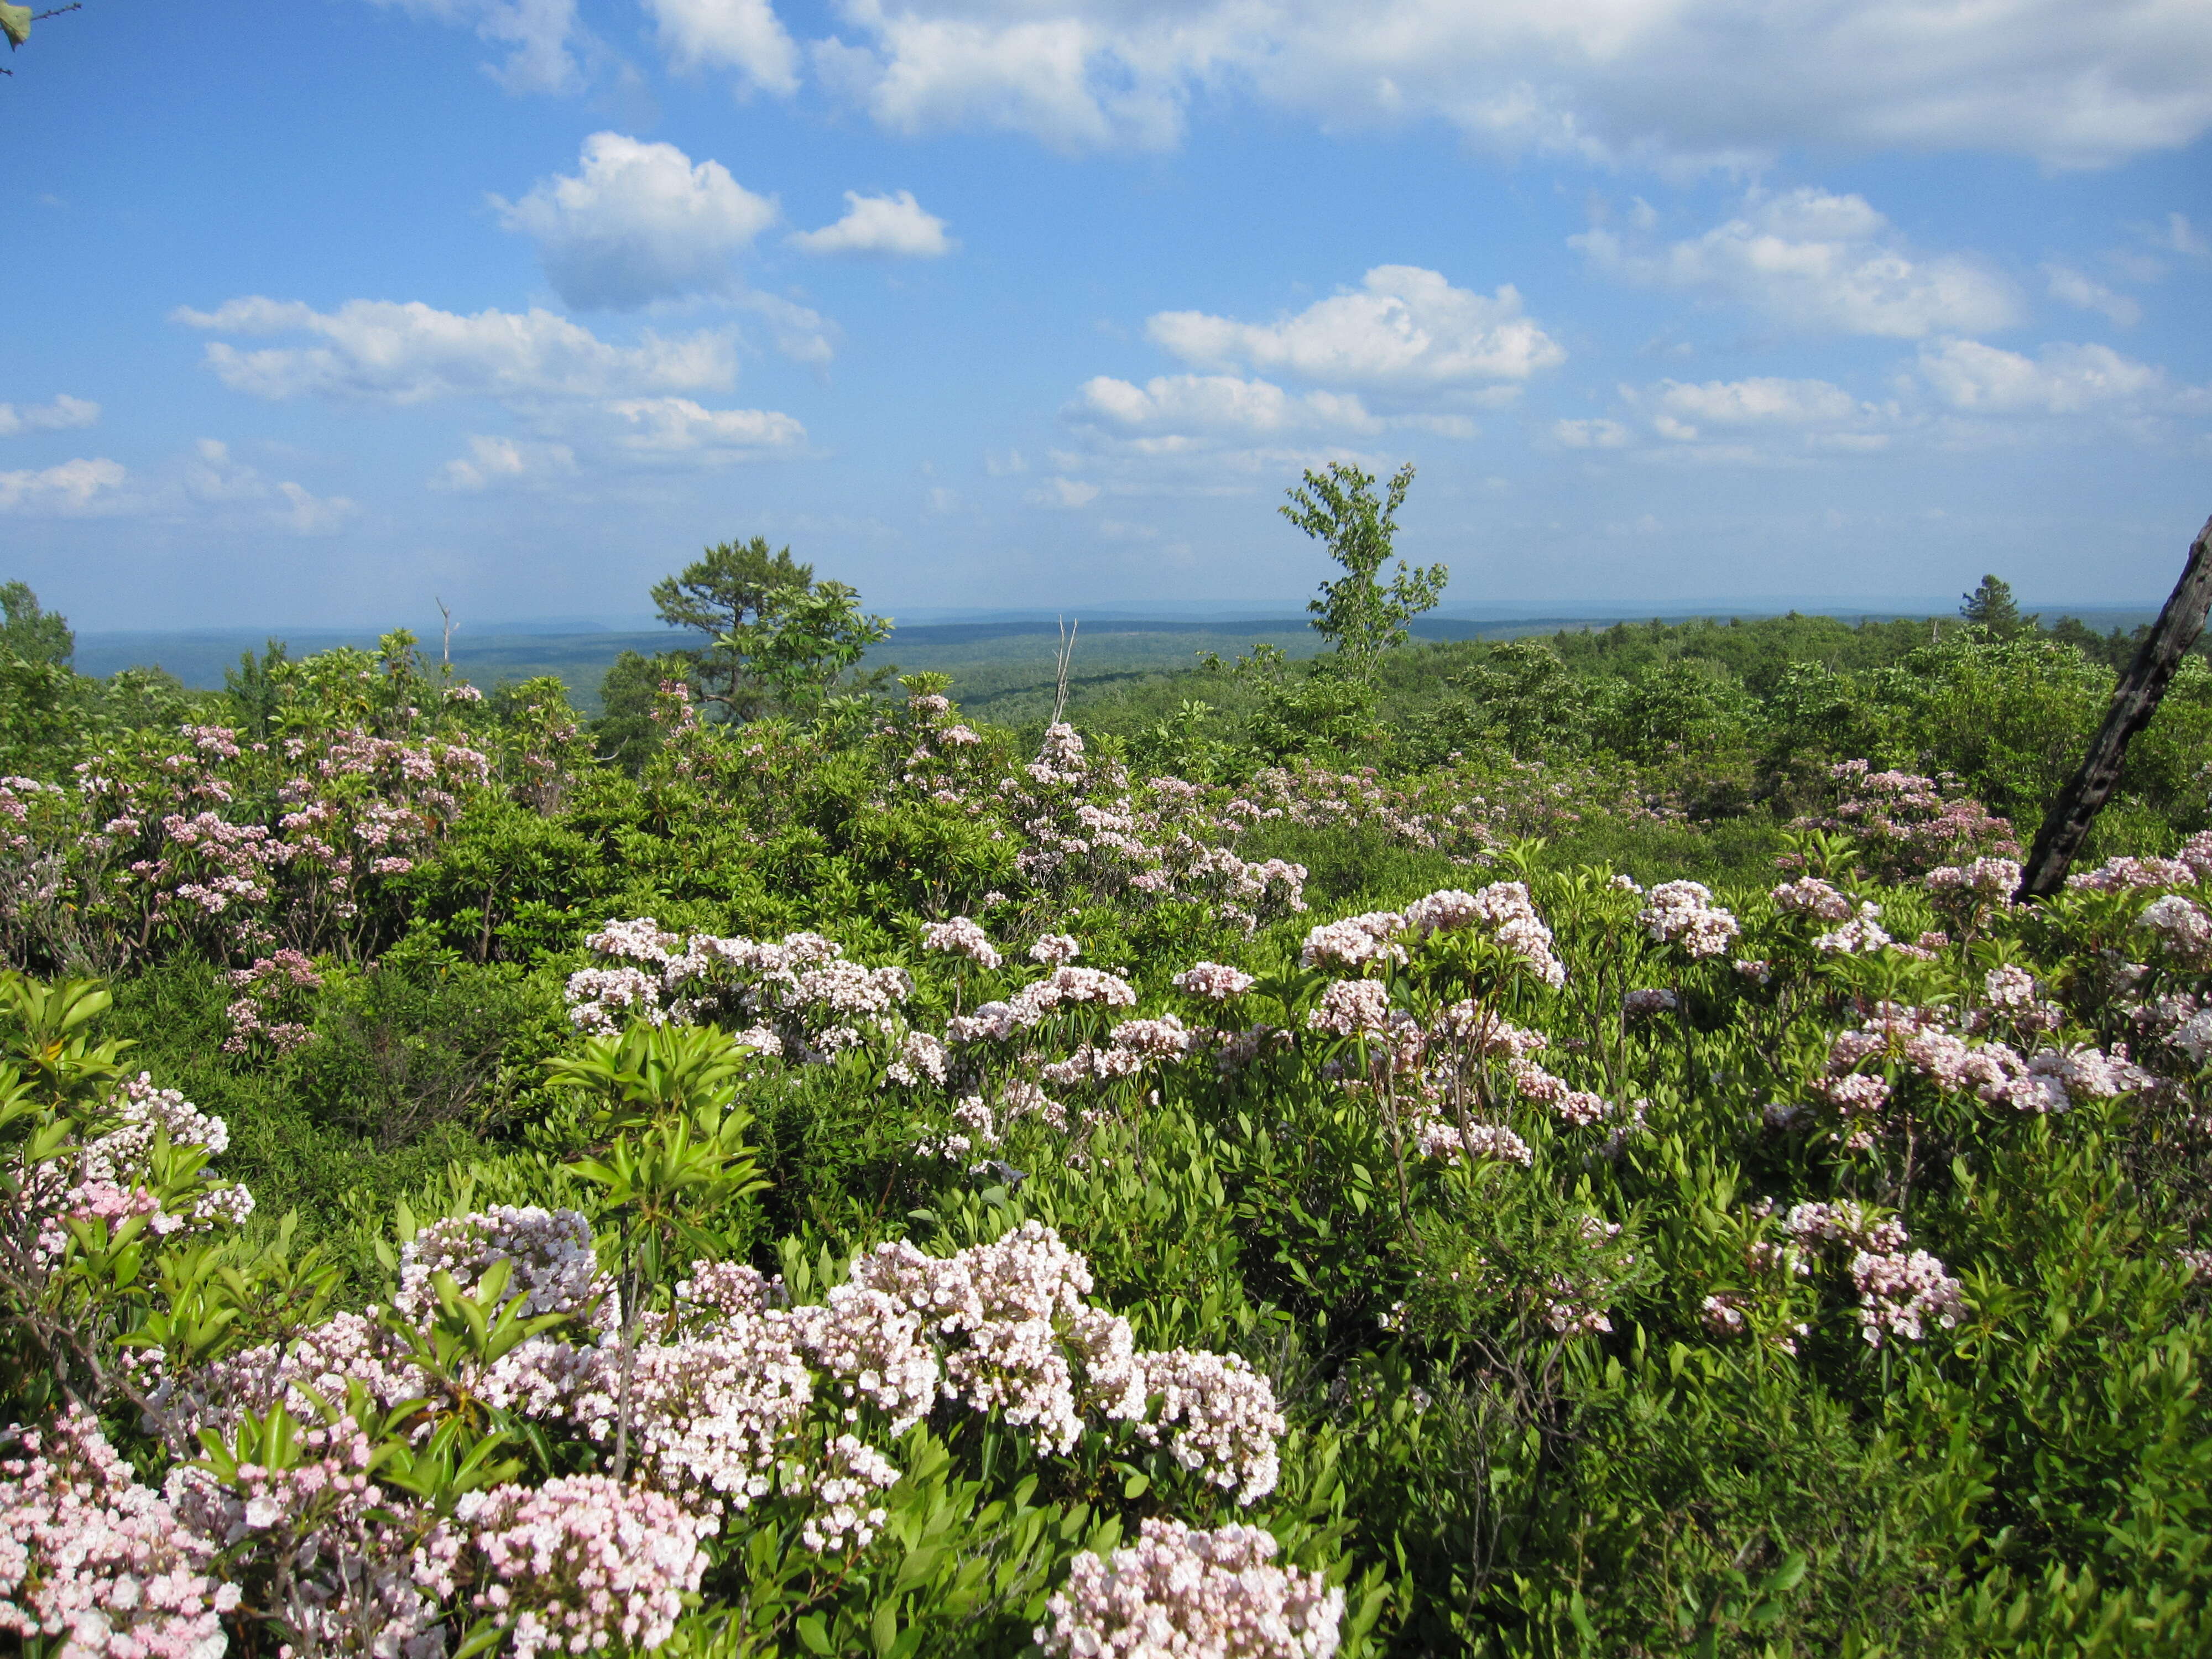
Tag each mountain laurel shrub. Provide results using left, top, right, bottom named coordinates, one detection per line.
left=2, top=646, right=2211, bottom=1657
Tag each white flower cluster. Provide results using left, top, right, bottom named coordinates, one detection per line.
left=398, top=1204, right=607, bottom=1324
left=565, top=919, right=911, bottom=1057
left=1639, top=881, right=1741, bottom=958
left=1414, top=1119, right=1534, bottom=1166
left=1173, top=961, right=1258, bottom=1001
left=945, top=965, right=1140, bottom=1042
left=1812, top=901, right=1893, bottom=956
left=921, top=915, right=1002, bottom=968
left=1038, top=1517, right=1343, bottom=1659
left=849, top=1223, right=1286, bottom=1500
left=1409, top=881, right=1567, bottom=988
left=1770, top=877, right=1854, bottom=922
left=84, top=1074, right=254, bottom=1230
left=2066, top=832, right=2212, bottom=891
left=1305, top=978, right=1396, bottom=1040
left=1848, top=1248, right=1968, bottom=1347
left=1926, top=857, right=2022, bottom=902
left=1299, top=911, right=1408, bottom=973
left=1299, top=885, right=1564, bottom=988
left=2138, top=894, right=2212, bottom=966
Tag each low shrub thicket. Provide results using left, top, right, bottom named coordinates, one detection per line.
left=3, top=626, right=2212, bottom=1658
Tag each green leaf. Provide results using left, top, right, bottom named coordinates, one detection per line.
left=795, top=1614, right=833, bottom=1655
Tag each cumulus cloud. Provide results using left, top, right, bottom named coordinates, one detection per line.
left=368, top=0, right=588, bottom=93
left=1073, top=372, right=1475, bottom=440
left=1916, top=338, right=2201, bottom=415
left=1146, top=267, right=1563, bottom=389
left=1552, top=418, right=1632, bottom=448
left=433, top=435, right=580, bottom=492
left=0, top=457, right=126, bottom=514
left=1651, top=377, right=1866, bottom=427
left=1630, top=376, right=1895, bottom=452
left=0, top=395, right=100, bottom=437
left=1028, top=476, right=1101, bottom=507
left=790, top=189, right=955, bottom=257
left=2044, top=264, right=2142, bottom=327
left=1575, top=188, right=2020, bottom=338
left=172, top=296, right=738, bottom=403
left=806, top=0, right=2212, bottom=168
left=493, top=133, right=779, bottom=310
left=738, top=291, right=839, bottom=366
left=185, top=440, right=360, bottom=534
left=604, top=396, right=808, bottom=453
left=1078, top=373, right=1379, bottom=435
left=643, top=0, right=799, bottom=94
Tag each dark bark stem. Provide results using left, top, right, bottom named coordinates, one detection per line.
left=2017, top=513, right=2212, bottom=901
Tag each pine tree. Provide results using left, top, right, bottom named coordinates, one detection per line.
left=1960, top=573, right=2037, bottom=641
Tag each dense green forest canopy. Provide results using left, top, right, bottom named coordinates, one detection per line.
left=4, top=503, right=2212, bottom=1658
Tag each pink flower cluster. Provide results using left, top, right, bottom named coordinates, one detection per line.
left=467, top=1475, right=713, bottom=1659
left=220, top=949, right=322, bottom=1055
left=1816, top=1003, right=2150, bottom=1120
left=0, top=1406, right=238, bottom=1659
left=1771, top=1201, right=1965, bottom=1347
left=1770, top=877, right=1853, bottom=922
left=1797, top=763, right=2018, bottom=880
left=1038, top=1517, right=1343, bottom=1659
left=2066, top=831, right=2212, bottom=892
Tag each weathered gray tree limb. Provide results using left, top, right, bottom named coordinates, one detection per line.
left=2016, top=512, right=2212, bottom=901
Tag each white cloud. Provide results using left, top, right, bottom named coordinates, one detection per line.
left=1147, top=267, right=1563, bottom=389
left=1575, top=188, right=2019, bottom=338
left=0, top=457, right=126, bottom=514
left=275, top=481, right=362, bottom=535
left=1651, top=377, right=1865, bottom=426
left=643, top=0, right=800, bottom=95
left=173, top=297, right=738, bottom=403
left=433, top=435, right=579, bottom=492
left=1916, top=338, right=2198, bottom=415
left=185, top=440, right=359, bottom=534
left=1552, top=418, right=1632, bottom=448
left=0, top=394, right=100, bottom=437
left=368, top=0, right=587, bottom=93
left=738, top=291, right=839, bottom=366
left=2044, top=264, right=2141, bottom=327
left=1077, top=373, right=1378, bottom=435
left=807, top=0, right=2212, bottom=168
left=790, top=190, right=955, bottom=257
left=1029, top=476, right=1101, bottom=507
left=604, top=397, right=808, bottom=454
left=1073, top=371, right=1477, bottom=442
left=2160, top=211, right=2211, bottom=259
left=493, top=133, right=779, bottom=310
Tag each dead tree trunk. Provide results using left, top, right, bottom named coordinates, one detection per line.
left=2016, top=513, right=2212, bottom=901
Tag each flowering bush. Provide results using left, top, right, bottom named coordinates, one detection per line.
left=9, top=638, right=2212, bottom=1659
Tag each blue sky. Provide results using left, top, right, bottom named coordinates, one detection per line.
left=5, top=0, right=2210, bottom=630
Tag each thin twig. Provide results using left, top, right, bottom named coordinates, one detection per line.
left=1051, top=617, right=1078, bottom=724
